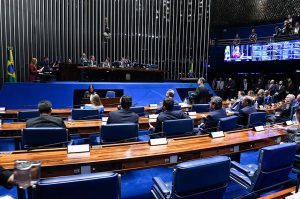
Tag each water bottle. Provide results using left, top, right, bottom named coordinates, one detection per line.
left=254, top=100, right=258, bottom=109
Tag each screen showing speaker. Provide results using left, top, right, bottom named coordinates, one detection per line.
left=224, top=39, right=300, bottom=62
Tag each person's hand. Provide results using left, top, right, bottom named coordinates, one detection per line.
left=7, top=174, right=14, bottom=185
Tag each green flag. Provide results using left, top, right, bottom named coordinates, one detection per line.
left=7, top=47, right=17, bottom=82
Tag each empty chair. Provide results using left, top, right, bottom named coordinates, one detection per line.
left=36, top=172, right=120, bottom=199
left=22, top=128, right=68, bottom=149
left=230, top=143, right=297, bottom=197
left=18, top=110, right=39, bottom=122
left=71, top=109, right=100, bottom=120
left=172, top=105, right=181, bottom=111
left=191, top=104, right=210, bottom=113
left=105, top=91, right=116, bottom=98
left=162, top=118, right=193, bottom=138
left=129, top=106, right=145, bottom=116
left=218, top=116, right=238, bottom=132
left=101, top=123, right=138, bottom=144
left=151, top=156, right=231, bottom=199
left=248, top=112, right=266, bottom=128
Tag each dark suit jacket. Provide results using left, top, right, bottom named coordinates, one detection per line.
left=277, top=85, right=286, bottom=101
left=26, top=115, right=66, bottom=128
left=203, top=108, right=227, bottom=132
left=193, top=85, right=210, bottom=104
left=268, top=84, right=277, bottom=96
left=155, top=110, right=189, bottom=133
left=264, top=96, right=272, bottom=105
left=256, top=97, right=264, bottom=106
left=0, top=166, right=12, bottom=189
left=107, top=109, right=139, bottom=124
left=237, top=106, right=257, bottom=126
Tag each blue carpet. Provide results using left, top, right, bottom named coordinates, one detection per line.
left=0, top=149, right=297, bottom=199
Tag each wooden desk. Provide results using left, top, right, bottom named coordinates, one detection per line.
left=81, top=97, right=121, bottom=107
left=0, top=128, right=286, bottom=178
left=258, top=186, right=297, bottom=199
left=0, top=113, right=208, bottom=137
left=0, top=105, right=193, bottom=120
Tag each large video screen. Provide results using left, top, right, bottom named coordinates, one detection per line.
left=224, top=39, right=300, bottom=62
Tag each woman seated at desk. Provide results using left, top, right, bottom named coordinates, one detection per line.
left=84, top=94, right=104, bottom=115
left=83, top=85, right=96, bottom=99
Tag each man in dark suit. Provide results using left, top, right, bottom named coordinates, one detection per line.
left=155, top=98, right=189, bottom=133
left=192, top=77, right=210, bottom=104
left=26, top=100, right=66, bottom=128
left=274, top=80, right=286, bottom=102
left=268, top=80, right=277, bottom=96
left=107, top=95, right=139, bottom=124
left=0, top=166, right=13, bottom=189
left=225, top=78, right=236, bottom=99
left=201, top=96, right=227, bottom=132
left=237, top=96, right=257, bottom=126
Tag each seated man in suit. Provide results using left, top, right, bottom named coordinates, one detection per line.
left=154, top=98, right=189, bottom=133
left=237, top=96, right=257, bottom=126
left=275, top=94, right=296, bottom=121
left=200, top=96, right=227, bottom=133
left=0, top=166, right=14, bottom=189
left=107, top=95, right=139, bottom=124
left=26, top=100, right=66, bottom=128
left=264, top=90, right=272, bottom=105
left=230, top=91, right=245, bottom=112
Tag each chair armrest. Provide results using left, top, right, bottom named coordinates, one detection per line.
left=152, top=177, right=170, bottom=196
left=231, top=161, right=252, bottom=176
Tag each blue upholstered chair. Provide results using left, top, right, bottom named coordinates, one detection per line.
left=151, top=156, right=231, bottom=199
left=230, top=143, right=297, bottom=197
left=36, top=172, right=121, bottom=199
left=105, top=91, right=116, bottom=98
left=247, top=112, right=266, bottom=128
left=218, top=116, right=238, bottom=132
left=162, top=118, right=194, bottom=138
left=172, top=105, right=181, bottom=111
left=21, top=128, right=68, bottom=149
left=71, top=109, right=100, bottom=120
left=129, top=106, right=145, bottom=116
left=290, top=106, right=298, bottom=121
left=191, top=104, right=210, bottom=113
left=17, top=111, right=39, bottom=122
left=101, top=123, right=139, bottom=144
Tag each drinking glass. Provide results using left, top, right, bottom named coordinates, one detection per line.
left=14, top=160, right=32, bottom=189
left=30, top=161, right=42, bottom=187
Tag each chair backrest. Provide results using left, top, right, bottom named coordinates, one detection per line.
left=248, top=112, right=266, bottom=128
left=172, top=105, right=181, bottom=111
left=18, top=111, right=40, bottom=122
left=101, top=123, right=138, bottom=144
left=250, top=143, right=297, bottom=192
left=290, top=106, right=298, bottom=120
left=36, top=172, right=120, bottom=199
left=172, top=156, right=230, bottom=199
left=192, top=104, right=210, bottom=113
left=218, top=116, right=238, bottom=132
left=22, top=128, right=68, bottom=149
left=105, top=91, right=116, bottom=98
left=162, top=119, right=193, bottom=138
left=129, top=106, right=145, bottom=116
left=71, top=109, right=99, bottom=120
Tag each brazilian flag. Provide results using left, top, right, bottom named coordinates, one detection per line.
left=7, top=47, right=16, bottom=82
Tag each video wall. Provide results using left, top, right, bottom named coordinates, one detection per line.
left=224, top=40, right=300, bottom=62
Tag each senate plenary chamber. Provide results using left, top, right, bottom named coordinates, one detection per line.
left=1, top=0, right=300, bottom=198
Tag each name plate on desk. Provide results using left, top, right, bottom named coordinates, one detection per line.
left=67, top=144, right=90, bottom=154
left=149, top=114, right=158, bottom=119
left=149, top=138, right=168, bottom=146
left=210, top=131, right=225, bottom=138
left=149, top=104, right=158, bottom=108
left=285, top=120, right=293, bottom=126
left=188, top=112, right=196, bottom=116
left=254, top=126, right=265, bottom=132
